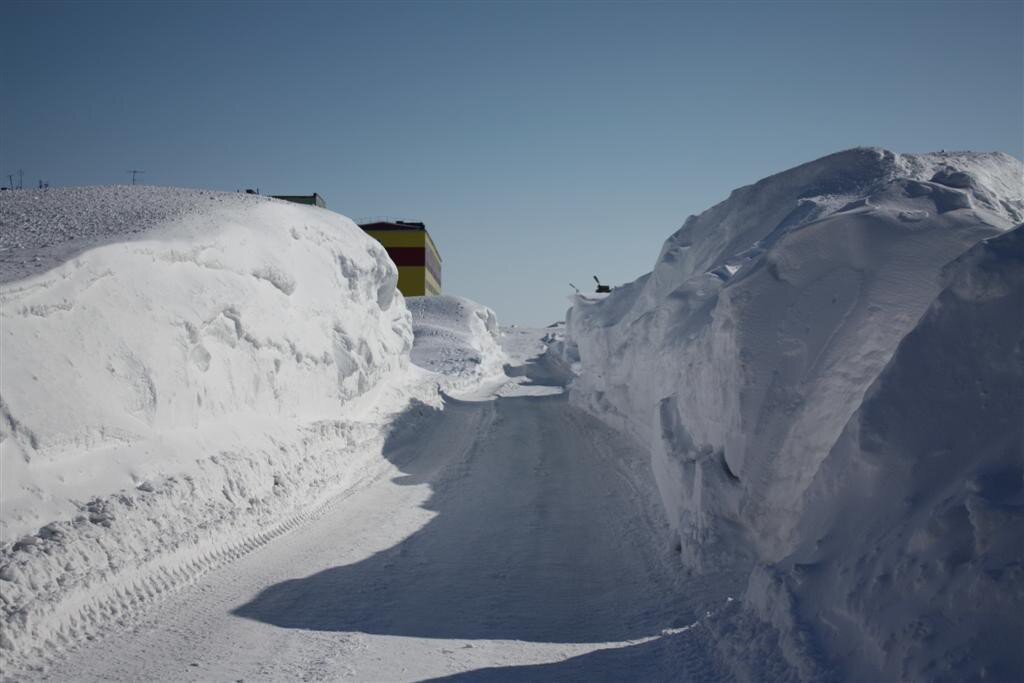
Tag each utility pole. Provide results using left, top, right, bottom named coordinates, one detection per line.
left=127, top=169, right=145, bottom=185
left=18, top=169, right=23, bottom=189
left=7, top=174, right=12, bottom=189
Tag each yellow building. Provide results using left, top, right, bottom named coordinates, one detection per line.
left=359, top=221, right=442, bottom=296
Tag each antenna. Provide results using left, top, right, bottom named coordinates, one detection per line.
left=127, top=169, right=145, bottom=185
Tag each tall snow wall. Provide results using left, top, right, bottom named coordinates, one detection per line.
left=0, top=187, right=413, bottom=670
left=563, top=148, right=1023, bottom=682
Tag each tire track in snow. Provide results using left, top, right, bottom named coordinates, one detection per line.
left=35, top=345, right=743, bottom=682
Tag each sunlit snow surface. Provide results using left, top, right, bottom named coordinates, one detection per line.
left=2, top=187, right=749, bottom=682
left=3, top=148, right=1022, bottom=682
left=23, top=324, right=761, bottom=683
left=0, top=187, right=417, bottom=671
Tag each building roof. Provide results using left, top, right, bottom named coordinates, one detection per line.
left=360, top=220, right=442, bottom=263
left=358, top=220, right=426, bottom=231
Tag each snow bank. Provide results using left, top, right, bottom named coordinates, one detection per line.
left=563, top=149, right=1023, bottom=681
left=0, top=187, right=414, bottom=671
left=747, top=226, right=1024, bottom=683
left=407, top=295, right=506, bottom=393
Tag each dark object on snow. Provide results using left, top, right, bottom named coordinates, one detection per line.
left=273, top=193, right=326, bottom=208
left=569, top=283, right=580, bottom=294
left=593, top=276, right=612, bottom=293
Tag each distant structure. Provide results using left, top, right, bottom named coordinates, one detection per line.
left=359, top=220, right=442, bottom=297
left=272, top=193, right=326, bottom=208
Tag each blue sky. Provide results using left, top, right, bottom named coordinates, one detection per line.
left=3, top=1, right=1021, bottom=325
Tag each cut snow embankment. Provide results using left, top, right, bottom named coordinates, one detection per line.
left=0, top=187, right=420, bottom=672
left=563, top=148, right=1023, bottom=682
left=746, top=225, right=1024, bottom=683
left=407, top=294, right=507, bottom=395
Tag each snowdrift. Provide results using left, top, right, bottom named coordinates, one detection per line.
left=747, top=226, right=1024, bottom=683
left=563, top=149, right=1023, bottom=681
left=0, top=187, right=413, bottom=670
left=407, top=294, right=506, bottom=393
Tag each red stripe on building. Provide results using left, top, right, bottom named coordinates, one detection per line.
left=386, top=247, right=442, bottom=283
left=387, top=247, right=426, bottom=266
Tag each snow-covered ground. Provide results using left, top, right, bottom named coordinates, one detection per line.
left=6, top=309, right=798, bottom=682
left=32, top=329, right=745, bottom=682
left=3, top=149, right=1021, bottom=682
left=0, top=183, right=794, bottom=680
left=563, top=148, right=1024, bottom=682
left=8, top=185, right=683, bottom=681
left=0, top=187, right=431, bottom=673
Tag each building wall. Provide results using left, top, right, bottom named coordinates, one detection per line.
left=363, top=228, right=442, bottom=297
left=397, top=266, right=442, bottom=296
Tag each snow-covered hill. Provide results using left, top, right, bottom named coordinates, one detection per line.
left=563, top=148, right=1023, bottom=682
left=0, top=187, right=422, bottom=670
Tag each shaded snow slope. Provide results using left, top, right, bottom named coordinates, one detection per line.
left=748, top=226, right=1024, bottom=683
left=0, top=187, right=415, bottom=671
left=563, top=148, right=1023, bottom=681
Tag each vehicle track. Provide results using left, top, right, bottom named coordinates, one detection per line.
left=39, top=346, right=736, bottom=682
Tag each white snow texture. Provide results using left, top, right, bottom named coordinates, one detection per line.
left=2, top=150, right=1022, bottom=683
left=0, top=187, right=418, bottom=669
left=406, top=294, right=506, bottom=393
left=564, top=148, right=1024, bottom=682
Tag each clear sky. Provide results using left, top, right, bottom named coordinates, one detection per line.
left=3, top=1, right=1022, bottom=325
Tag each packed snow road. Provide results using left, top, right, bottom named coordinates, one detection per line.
left=38, top=331, right=737, bottom=682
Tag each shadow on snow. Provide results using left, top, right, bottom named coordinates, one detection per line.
left=231, top=351, right=696, bottom=645
left=422, top=631, right=701, bottom=682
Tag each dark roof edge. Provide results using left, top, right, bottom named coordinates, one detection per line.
left=359, top=221, right=427, bottom=231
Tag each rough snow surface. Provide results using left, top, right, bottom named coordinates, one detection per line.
left=563, top=148, right=1024, bottom=682
left=5, top=328, right=805, bottom=683
left=0, top=186, right=419, bottom=672
left=407, top=295, right=507, bottom=395
left=0, top=186, right=267, bottom=284
left=747, top=226, right=1024, bottom=683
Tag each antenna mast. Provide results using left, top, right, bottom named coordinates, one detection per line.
left=127, top=169, right=145, bottom=185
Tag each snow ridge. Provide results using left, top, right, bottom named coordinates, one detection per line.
left=0, top=187, right=420, bottom=674
left=564, top=148, right=1023, bottom=682
left=747, top=226, right=1024, bottom=683
left=0, top=409, right=415, bottom=674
